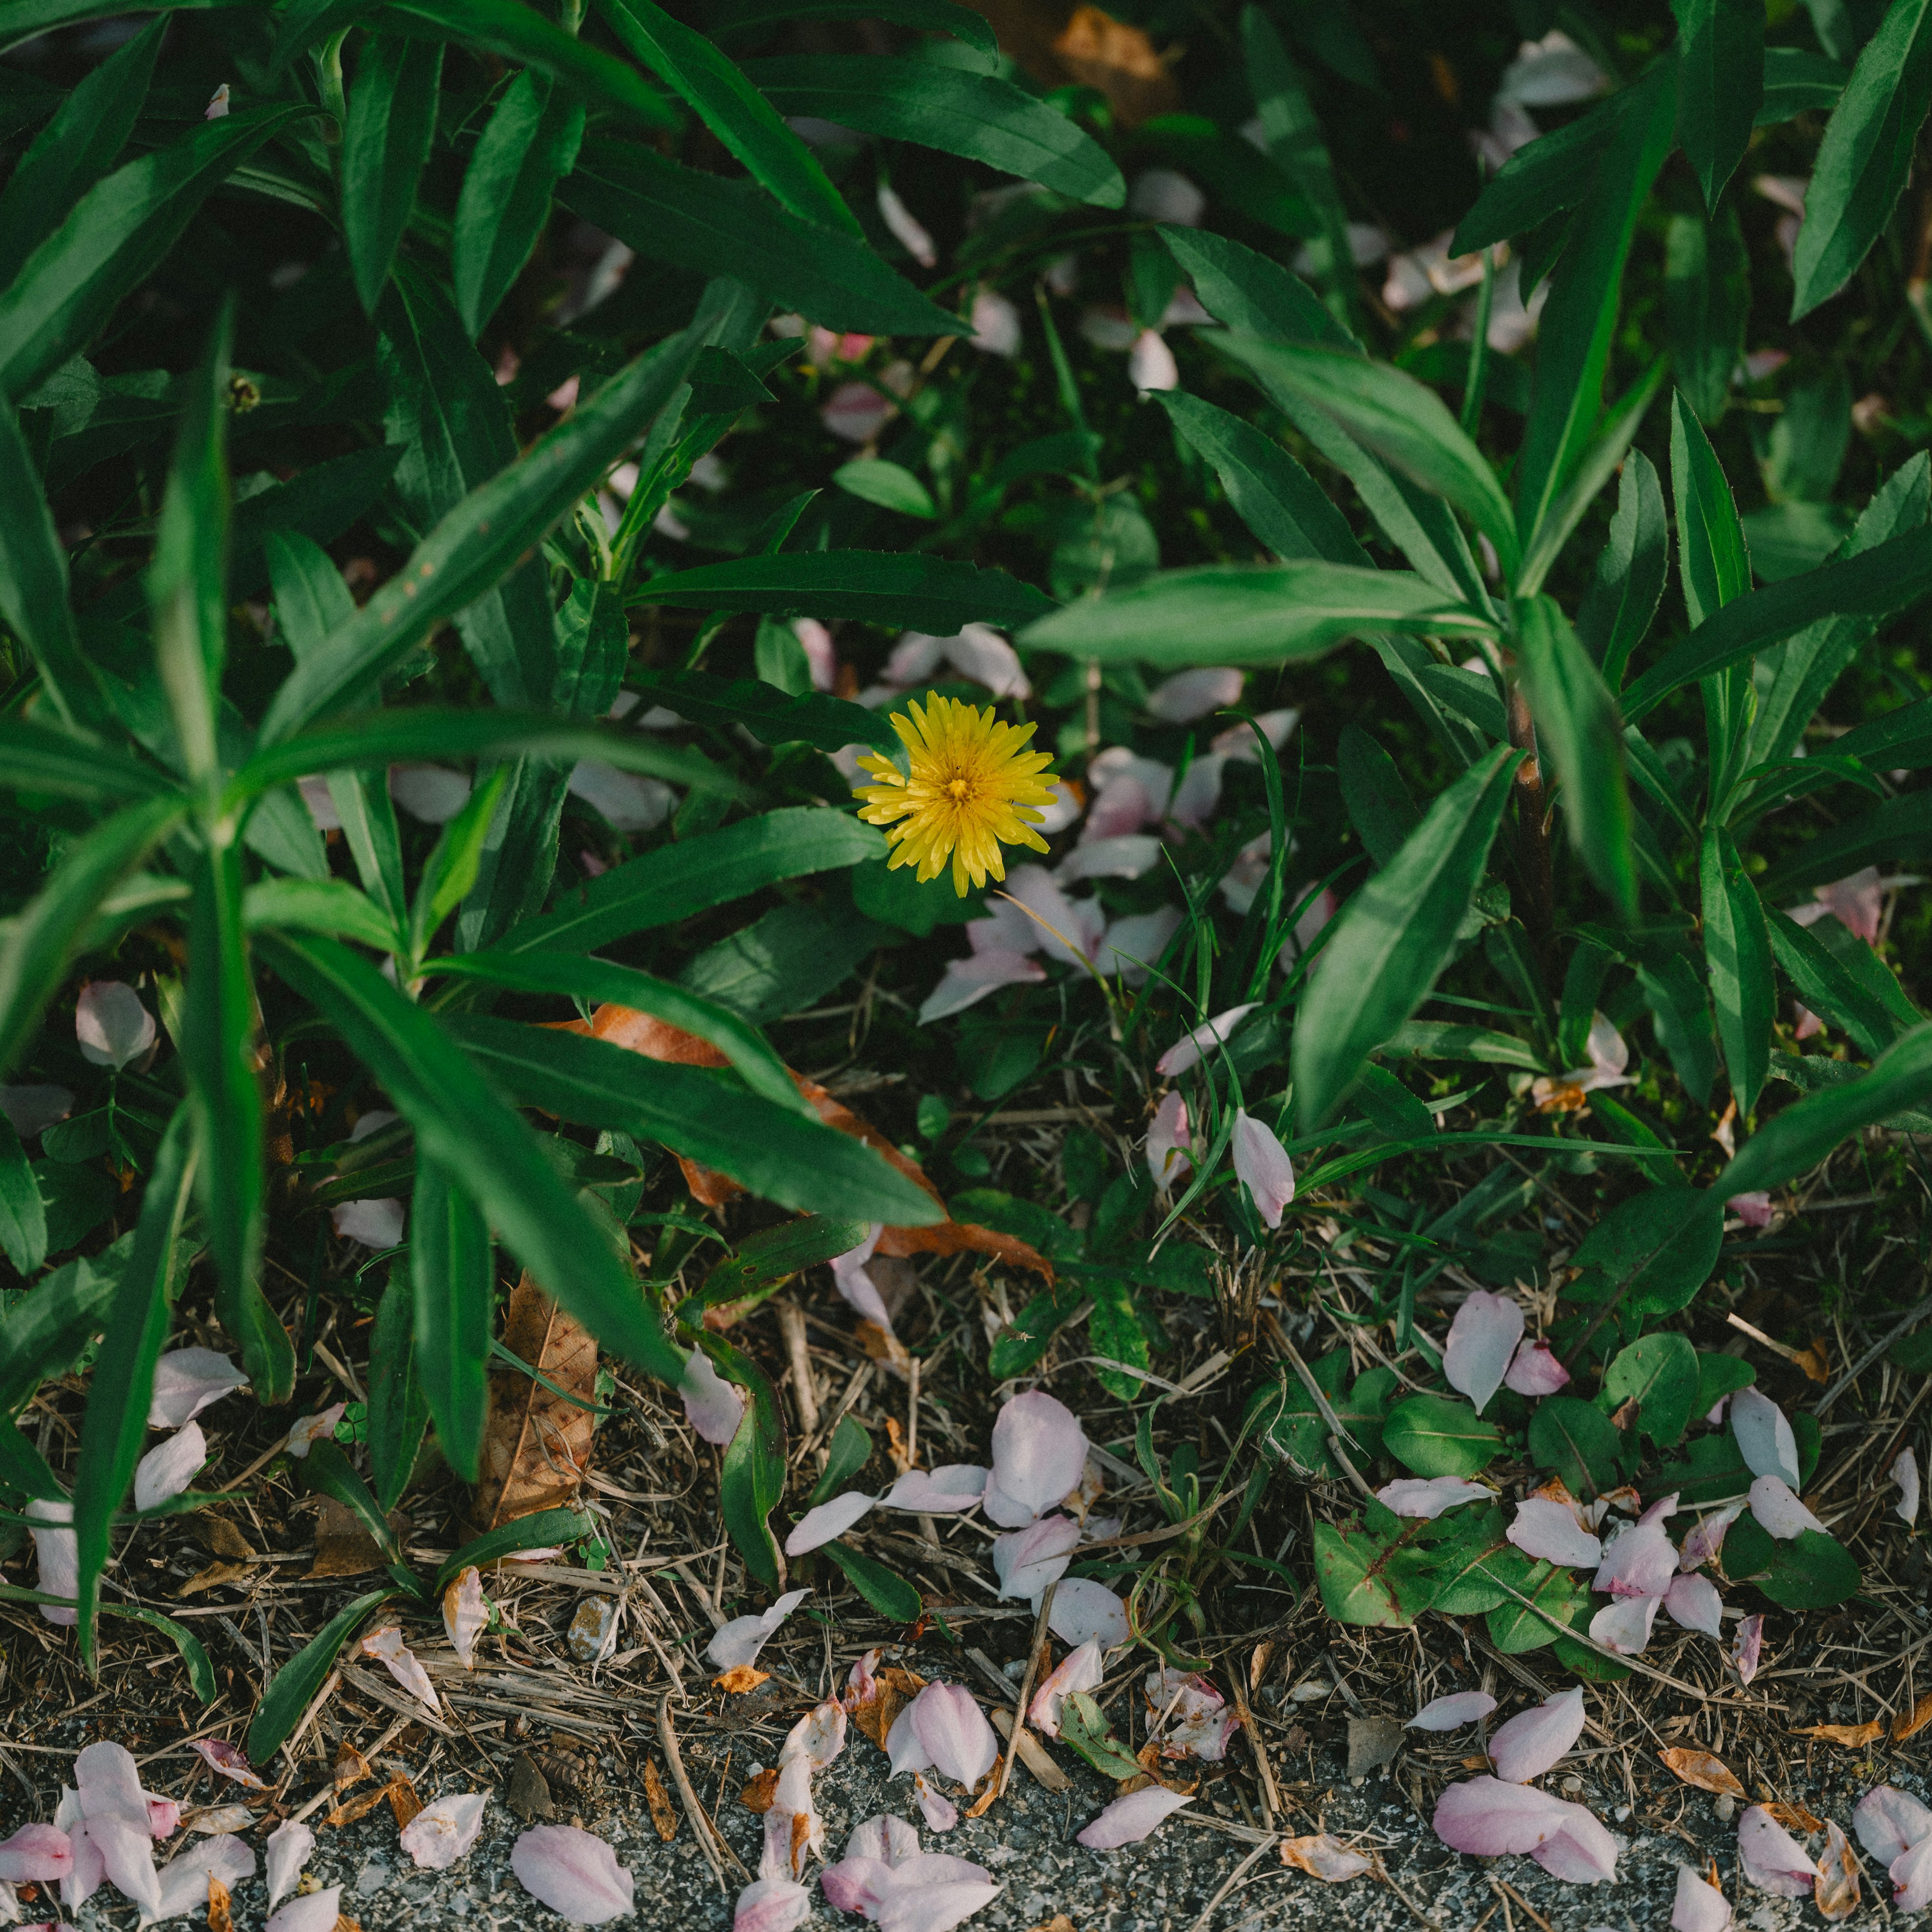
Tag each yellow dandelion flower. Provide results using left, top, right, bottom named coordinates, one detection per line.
left=852, top=695, right=1059, bottom=897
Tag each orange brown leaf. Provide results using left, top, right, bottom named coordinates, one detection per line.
left=1795, top=1721, right=1884, bottom=1747
left=1895, top=1693, right=1932, bottom=1742
left=1658, top=1748, right=1746, bottom=1798
left=714, top=1666, right=770, bottom=1695
left=471, top=1272, right=597, bottom=1531
left=208, top=1876, right=234, bottom=1932
left=739, top=1767, right=779, bottom=1814
left=645, top=1759, right=679, bottom=1840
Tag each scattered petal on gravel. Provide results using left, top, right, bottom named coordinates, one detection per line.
left=1029, top=1640, right=1105, bottom=1737
left=1408, top=1692, right=1496, bottom=1732
left=511, top=1825, right=634, bottom=1923
left=1434, top=1778, right=1618, bottom=1881
left=265, top=1884, right=342, bottom=1932
left=990, top=1513, right=1080, bottom=1601
left=186, top=1742, right=267, bottom=1791
left=984, top=1393, right=1089, bottom=1528
left=1672, top=1864, right=1732, bottom=1931
left=1855, top=1784, right=1932, bottom=1864
left=1046, top=1577, right=1129, bottom=1649
left=1894, top=1830, right=1932, bottom=1912
left=1816, top=1820, right=1861, bottom=1919
left=912, top=1773, right=959, bottom=1834
left=1376, top=1476, right=1490, bottom=1518
left=907, top=1684, right=999, bottom=1788
left=1077, top=1786, right=1194, bottom=1849
left=881, top=1466, right=988, bottom=1513
left=1507, top=1497, right=1602, bottom=1568
left=708, top=1589, right=809, bottom=1672
left=1731, top=1387, right=1800, bottom=1488
left=144, top=1832, right=254, bottom=1924
left=360, top=1627, right=440, bottom=1715
left=1443, top=1291, right=1524, bottom=1416
left=1738, top=1805, right=1817, bottom=1898
left=787, top=1490, right=878, bottom=1556
left=147, top=1350, right=247, bottom=1429
left=1489, top=1688, right=1585, bottom=1784
left=400, top=1794, right=487, bottom=1870
left=263, top=1820, right=312, bottom=1911
left=1895, top=1446, right=1921, bottom=1524
left=1278, top=1833, right=1374, bottom=1881
left=1145, top=1668, right=1238, bottom=1761
left=0, top=1825, right=71, bottom=1882
left=74, top=1742, right=161, bottom=1914
left=735, top=1875, right=812, bottom=1932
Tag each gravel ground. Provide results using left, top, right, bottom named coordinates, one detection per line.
left=10, top=1647, right=1885, bottom=1932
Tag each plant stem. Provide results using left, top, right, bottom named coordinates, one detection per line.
left=1506, top=677, right=1556, bottom=978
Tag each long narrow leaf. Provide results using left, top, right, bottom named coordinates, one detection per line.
left=411, top=1158, right=493, bottom=1484
left=247, top=1588, right=400, bottom=1761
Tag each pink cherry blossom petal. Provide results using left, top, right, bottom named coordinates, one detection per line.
left=1408, top=1691, right=1496, bottom=1732
left=27, top=1497, right=76, bottom=1625
left=1895, top=1832, right=1932, bottom=1913
left=1678, top=1503, right=1744, bottom=1572
left=847, top=1815, right=922, bottom=1868
left=1894, top=1447, right=1921, bottom=1524
left=1732, top=1614, right=1763, bottom=1684
left=187, top=1740, right=267, bottom=1791
left=1592, top=1514, right=1677, bottom=1598
left=1855, top=1784, right=1932, bottom=1865
left=266, top=1884, right=343, bottom=1932
left=143, top=1796, right=179, bottom=1839
left=1730, top=1386, right=1800, bottom=1487
left=1433, top=1776, right=1571, bottom=1856
left=74, top=1741, right=160, bottom=1914
left=1155, top=1003, right=1258, bottom=1077
left=1078, top=1785, right=1194, bottom=1849
left=148, top=1832, right=256, bottom=1921
left=1728, top=1191, right=1774, bottom=1228
left=1748, top=1474, right=1825, bottom=1541
left=1507, top=1498, right=1601, bottom=1568
left=443, top=1566, right=488, bottom=1668
left=400, top=1793, right=487, bottom=1870
left=1029, top=1639, right=1105, bottom=1737
left=1812, top=866, right=1884, bottom=944
left=913, top=1773, right=958, bottom=1834
left=984, top=1392, right=1089, bottom=1528
left=1489, top=1687, right=1585, bottom=1784
left=1531, top=1808, right=1620, bottom=1883
left=780, top=1700, right=847, bottom=1774
left=680, top=1347, right=749, bottom=1446
left=264, top=1820, right=313, bottom=1911
left=1663, top=1572, right=1724, bottom=1639
left=1376, top=1476, right=1489, bottom=1518
left=761, top=1753, right=824, bottom=1880
left=1504, top=1340, right=1571, bottom=1397
left=1443, top=1291, right=1524, bottom=1416
left=991, top=1514, right=1080, bottom=1601
left=0, top=1825, right=71, bottom=1882
left=881, top=1466, right=988, bottom=1513
left=968, top=289, right=1022, bottom=358
left=1589, top=1592, right=1662, bottom=1655
left=360, top=1627, right=440, bottom=1716
left=1737, top=1805, right=1817, bottom=1898
left=75, top=981, right=155, bottom=1069
left=1145, top=1668, right=1238, bottom=1761
left=1672, top=1864, right=1733, bottom=1931
left=512, top=1825, right=634, bottom=1923
left=1046, top=1578, right=1129, bottom=1649
left=1230, top=1110, right=1296, bottom=1228
left=1146, top=1089, right=1191, bottom=1187
left=708, top=1588, right=810, bottom=1671
left=282, top=1404, right=345, bottom=1459
left=786, top=1489, right=878, bottom=1556
left=908, top=1683, right=999, bottom=1788
left=133, top=1422, right=204, bottom=1512
left=1147, top=668, right=1244, bottom=723
left=919, top=950, right=1046, bottom=1023
left=736, top=1875, right=812, bottom=1932
left=331, top=1197, right=406, bottom=1248
left=147, top=1349, right=248, bottom=1429
left=389, top=763, right=471, bottom=822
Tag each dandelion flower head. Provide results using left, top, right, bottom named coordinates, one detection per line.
left=852, top=695, right=1059, bottom=897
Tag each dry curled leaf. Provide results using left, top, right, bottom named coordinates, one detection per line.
left=208, top=1875, right=233, bottom=1932
left=334, top=1744, right=371, bottom=1793
left=472, top=1269, right=596, bottom=1531
left=851, top=1665, right=926, bottom=1752
left=327, top=1784, right=396, bottom=1828
left=1658, top=1748, right=1746, bottom=1798
left=739, top=1767, right=779, bottom=1814
left=202, top=1516, right=255, bottom=1562
left=307, top=1496, right=386, bottom=1579
left=1766, top=1801, right=1827, bottom=1834
left=177, top=1560, right=255, bottom=1598
left=645, top=1760, right=679, bottom=1841
left=1280, top=1834, right=1375, bottom=1882
left=387, top=1776, right=423, bottom=1831
left=1050, top=4, right=1178, bottom=124
left=1795, top=1721, right=1885, bottom=1747
left=1816, top=1821, right=1862, bottom=1920
left=1895, top=1693, right=1932, bottom=1742
left=715, top=1665, right=770, bottom=1695
left=1795, top=1339, right=1831, bottom=1384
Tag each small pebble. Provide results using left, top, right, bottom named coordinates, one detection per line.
left=1560, top=1776, right=1583, bottom=1795
left=1715, top=1793, right=1737, bottom=1822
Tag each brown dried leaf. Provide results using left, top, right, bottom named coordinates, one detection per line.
left=645, top=1760, right=679, bottom=1840
left=1281, top=1834, right=1376, bottom=1882
left=1816, top=1822, right=1861, bottom=1920
left=507, top=1755, right=554, bottom=1823
left=852, top=1665, right=925, bottom=1752
left=715, top=1666, right=770, bottom=1695
left=739, top=1767, right=779, bottom=1814
left=1050, top=5, right=1179, bottom=125
left=201, top=1516, right=256, bottom=1562
left=1658, top=1748, right=1746, bottom=1798
left=472, top=1272, right=597, bottom=1531
left=334, top=1917, right=365, bottom=1932
left=1132, top=1742, right=1197, bottom=1795
left=327, top=1783, right=399, bottom=1828
left=1895, top=1693, right=1932, bottom=1742
left=1766, top=1802, right=1828, bottom=1834
left=333, top=1744, right=371, bottom=1793
left=1795, top=1721, right=1885, bottom=1747
left=1795, top=1339, right=1831, bottom=1385
left=307, top=1497, right=384, bottom=1579
left=387, top=1776, right=423, bottom=1831
left=1531, top=1475, right=1578, bottom=1507
left=1024, top=1919, right=1077, bottom=1932
left=1249, top=1641, right=1275, bottom=1693
left=208, top=1875, right=233, bottom=1932
left=177, top=1561, right=256, bottom=1598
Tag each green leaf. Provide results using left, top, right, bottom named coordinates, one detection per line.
left=0, top=106, right=312, bottom=404
left=1724, top=1517, right=1861, bottom=1606
left=442, top=1012, right=943, bottom=1226
left=499, top=807, right=884, bottom=956
left=1673, top=0, right=1764, bottom=206
left=0, top=395, right=102, bottom=728
left=1381, top=1393, right=1501, bottom=1476
left=433, top=1506, right=596, bottom=1591
left=1336, top=725, right=1420, bottom=867
left=342, top=35, right=443, bottom=313
left=1514, top=595, right=1636, bottom=919
left=69, top=1104, right=194, bottom=1667
left=1527, top=1395, right=1621, bottom=1495
left=1700, top=827, right=1774, bottom=1118
left=1512, top=61, right=1676, bottom=554
left=247, top=1587, right=400, bottom=1761
left=808, top=1413, right=872, bottom=1507
left=1568, top=1184, right=1725, bottom=1318
left=1486, top=1558, right=1581, bottom=1654
left=560, top=139, right=965, bottom=338
left=1155, top=389, right=1368, bottom=564
left=833, top=457, right=936, bottom=519
left=1158, top=225, right=1353, bottom=349
left=631, top=549, right=1051, bottom=631
left=105, top=1600, right=218, bottom=1701
left=1207, top=336, right=1517, bottom=575
left=428, top=950, right=806, bottom=1116
left=713, top=0, right=995, bottom=60
left=411, top=767, right=509, bottom=956
left=0, top=716, right=173, bottom=803
left=452, top=70, right=585, bottom=337
left=0, top=1111, right=45, bottom=1276
left=263, top=933, right=688, bottom=1383
left=626, top=667, right=899, bottom=756
left=368, top=1273, right=429, bottom=1514
left=678, top=901, right=886, bottom=1026
left=1314, top=1504, right=1445, bottom=1626
left=244, top=877, right=399, bottom=950
left=0, top=792, right=187, bottom=1078
left=0, top=16, right=163, bottom=295
left=1291, top=744, right=1520, bottom=1128
left=1450, top=93, right=1626, bottom=255
left=1721, top=1020, right=1932, bottom=1194
left=377, top=0, right=679, bottom=130
left=0, top=1244, right=123, bottom=1416
left=300, top=1438, right=407, bottom=1580
left=702, top=1334, right=787, bottom=1589
left=1575, top=448, right=1668, bottom=687
left=1603, top=1331, right=1700, bottom=1446
left=815, top=1538, right=919, bottom=1615
left=1766, top=910, right=1904, bottom=1056
left=1791, top=0, right=1932, bottom=318
left=409, top=1158, right=492, bottom=1485
left=690, top=1216, right=869, bottom=1322
left=260, top=326, right=703, bottom=741
left=987, top=1281, right=1085, bottom=1380
left=1666, top=202, right=1750, bottom=425
left=1087, top=1273, right=1152, bottom=1401
left=742, top=54, right=1124, bottom=208
left=1671, top=392, right=1753, bottom=628
left=1019, top=561, right=1495, bottom=670
left=1760, top=46, right=1851, bottom=119
left=1058, top=1689, right=1144, bottom=1777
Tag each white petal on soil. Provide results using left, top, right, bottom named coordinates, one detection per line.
left=1663, top=1572, right=1724, bottom=1639
left=27, top=1496, right=76, bottom=1626
left=709, top=1588, right=811, bottom=1671
left=132, top=1423, right=204, bottom=1512
left=1506, top=1497, right=1601, bottom=1568
left=141, top=1832, right=254, bottom=1926
left=984, top=1391, right=1089, bottom=1527
left=1736, top=1804, right=1818, bottom=1898
left=282, top=1404, right=345, bottom=1459
left=1488, top=1688, right=1585, bottom=1784
left=360, top=1626, right=441, bottom=1715
left=1077, top=1786, right=1194, bottom=1849
left=785, top=1489, right=877, bottom=1556
left=1145, top=1089, right=1191, bottom=1188
left=1747, top=1474, right=1825, bottom=1541
left=1408, top=1691, right=1496, bottom=1732
left=1854, top=1784, right=1932, bottom=1864
left=1154, top=1003, right=1258, bottom=1078
left=908, top=1683, right=999, bottom=1788
left=511, top=1825, right=635, bottom=1924
left=331, top=1197, right=406, bottom=1249
left=1589, top=1593, right=1662, bottom=1655
left=733, top=1875, right=812, bottom=1932
left=147, top=1349, right=248, bottom=1429
left=1672, top=1864, right=1733, bottom=1931
left=990, top=1514, right=1080, bottom=1601
left=1046, top=1577, right=1129, bottom=1649
left=1442, top=1290, right=1524, bottom=1416
left=399, top=1793, right=488, bottom=1870
left=1730, top=1386, right=1800, bottom=1487
left=265, top=1884, right=343, bottom=1931
left=1893, top=1446, right=1920, bottom=1524
left=1503, top=1340, right=1571, bottom=1397
left=1029, top=1639, right=1105, bottom=1737
left=74, top=1741, right=161, bottom=1914
left=881, top=1466, right=988, bottom=1513
left=263, top=1819, right=313, bottom=1910
left=679, top=1347, right=749, bottom=1446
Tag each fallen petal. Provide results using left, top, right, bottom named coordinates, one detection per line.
left=1672, top=1865, right=1732, bottom=1932
left=27, top=1497, right=76, bottom=1626
left=1155, top=1003, right=1258, bottom=1077
left=1376, top=1476, right=1489, bottom=1518
left=1894, top=1447, right=1921, bottom=1525
left=990, top=1514, right=1080, bottom=1601
left=1816, top=1820, right=1861, bottom=1920
left=1894, top=1830, right=1932, bottom=1912
left=443, top=1566, right=488, bottom=1668
left=1589, top=1593, right=1661, bottom=1655
left=1046, top=1577, right=1129, bottom=1649
left=511, top=1825, right=635, bottom=1924
left=186, top=1741, right=267, bottom=1792
left=1854, top=1784, right=1932, bottom=1864
left=909, top=1683, right=999, bottom=1788
left=75, top=1741, right=160, bottom=1914
left=735, top=1875, right=811, bottom=1932
left=844, top=1815, right=922, bottom=1869
left=1730, top=1387, right=1800, bottom=1488
left=1230, top=1109, right=1295, bottom=1228
left=143, top=1832, right=255, bottom=1926
left=282, top=1405, right=345, bottom=1459
left=1443, top=1291, right=1524, bottom=1416
left=785, top=1490, right=877, bottom=1556
left=0, top=1824, right=71, bottom=1882
left=680, top=1347, right=749, bottom=1447
left=1592, top=1515, right=1677, bottom=1599
left=1504, top=1339, right=1571, bottom=1397
left=1732, top=1614, right=1764, bottom=1684
left=1146, top=1088, right=1191, bottom=1188
left=132, top=1423, right=204, bottom=1512
left=1507, top=1497, right=1601, bottom=1568
left=263, top=1819, right=313, bottom=1911
left=1748, top=1473, right=1825, bottom=1541
left=331, top=1197, right=406, bottom=1249
left=75, top=981, right=155, bottom=1069
left=709, top=1588, right=811, bottom=1672
left=399, top=1793, right=487, bottom=1871
left=984, top=1391, right=1089, bottom=1528
left=1489, top=1687, right=1585, bottom=1784
left=1678, top=1504, right=1744, bottom=1572
left=1407, top=1691, right=1496, bottom=1732
left=1279, top=1833, right=1373, bottom=1882
left=1531, top=1807, right=1620, bottom=1883
left=1077, top=1785, right=1194, bottom=1849
left=881, top=1466, right=988, bottom=1513
left=1432, top=1776, right=1572, bottom=1856
left=913, top=1772, right=958, bottom=1834
left=360, top=1627, right=440, bottom=1716
left=1029, top=1639, right=1105, bottom=1737
left=1663, top=1572, right=1724, bottom=1639
left=1738, top=1805, right=1817, bottom=1898
left=147, top=1350, right=248, bottom=1429
left=265, top=1884, right=342, bottom=1932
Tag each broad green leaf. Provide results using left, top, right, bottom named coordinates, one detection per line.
left=1381, top=1393, right=1501, bottom=1477
left=247, top=1588, right=400, bottom=1761
left=452, top=70, right=585, bottom=337
left=0, top=1111, right=45, bottom=1276
left=245, top=877, right=399, bottom=949
left=820, top=1539, right=922, bottom=1621
left=702, top=1333, right=787, bottom=1589
left=833, top=457, right=936, bottom=519
left=262, top=932, right=688, bottom=1383
left=1514, top=596, right=1635, bottom=919
left=631, top=549, right=1052, bottom=631
left=442, top=1012, right=943, bottom=1225
left=1673, top=0, right=1764, bottom=206
left=427, top=949, right=807, bottom=1116
left=1575, top=448, right=1668, bottom=687
left=1487, top=1558, right=1581, bottom=1654
left=0, top=1243, right=123, bottom=1416
left=1696, top=1351, right=1756, bottom=1413
left=1208, top=335, right=1517, bottom=575
left=1157, top=225, right=1353, bottom=349
left=713, top=0, right=996, bottom=61
left=1513, top=61, right=1676, bottom=553
left=1291, top=744, right=1520, bottom=1128
left=742, top=54, right=1124, bottom=208
left=1766, top=910, right=1906, bottom=1056
left=627, top=667, right=899, bottom=756
left=1336, top=725, right=1420, bottom=867
left=378, top=0, right=680, bottom=129
left=1701, top=827, right=1774, bottom=1118
left=1723, top=1516, right=1861, bottom=1606
left=1088, top=1272, right=1152, bottom=1401
left=1450, top=92, right=1627, bottom=255
left=0, top=716, right=173, bottom=802
left=1791, top=0, right=1932, bottom=317
left=1155, top=389, right=1369, bottom=564
left=1833, top=696, right=1932, bottom=772
left=0, top=793, right=187, bottom=1078
left=499, top=807, right=884, bottom=955
left=809, top=1413, right=873, bottom=1506
left=0, top=106, right=312, bottom=403
left=1528, top=1396, right=1621, bottom=1495
left=1314, top=1505, right=1444, bottom=1626
left=368, top=1273, right=430, bottom=1514
left=1622, top=523, right=1932, bottom=720
left=410, top=1158, right=492, bottom=1484
left=71, top=1106, right=194, bottom=1668
left=1672, top=393, right=1752, bottom=628
left=689, top=1216, right=869, bottom=1319
left=1019, top=562, right=1495, bottom=670
left=1759, top=788, right=1932, bottom=893
left=1720, top=1020, right=1932, bottom=1194
left=1568, top=1184, right=1725, bottom=1318
left=342, top=35, right=443, bottom=313
left=561, top=139, right=965, bottom=338
left=0, top=16, right=163, bottom=293
left=1666, top=202, right=1749, bottom=424
left=1428, top=1509, right=1514, bottom=1615
left=0, top=395, right=101, bottom=726
left=433, top=1507, right=597, bottom=1590
left=260, top=326, right=702, bottom=740
left=1603, top=1331, right=1700, bottom=1446
left=1637, top=951, right=1718, bottom=1106
left=678, top=900, right=886, bottom=1025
